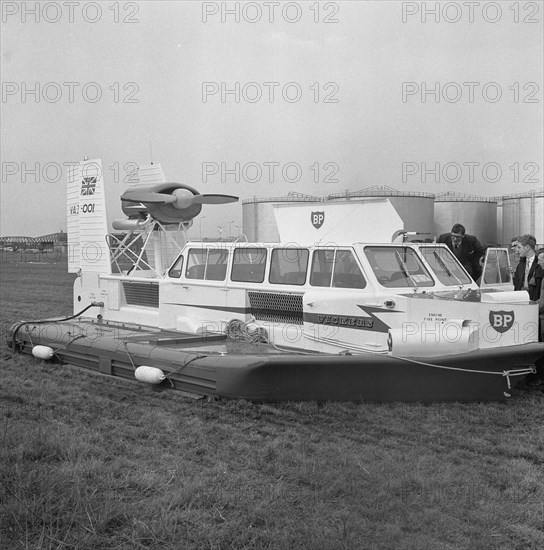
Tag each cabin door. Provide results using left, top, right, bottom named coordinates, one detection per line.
left=159, top=248, right=232, bottom=334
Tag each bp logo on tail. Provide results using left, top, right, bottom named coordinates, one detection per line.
left=489, top=311, right=514, bottom=333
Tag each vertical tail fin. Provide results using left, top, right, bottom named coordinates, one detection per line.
left=132, top=163, right=166, bottom=187
left=67, top=159, right=111, bottom=274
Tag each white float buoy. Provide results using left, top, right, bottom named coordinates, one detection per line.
left=32, top=345, right=55, bottom=360
left=134, top=365, right=166, bottom=385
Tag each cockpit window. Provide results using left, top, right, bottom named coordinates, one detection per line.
left=365, top=246, right=435, bottom=288
left=168, top=255, right=183, bottom=279
left=419, top=246, right=472, bottom=286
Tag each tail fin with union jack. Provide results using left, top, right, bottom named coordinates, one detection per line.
left=66, top=159, right=110, bottom=274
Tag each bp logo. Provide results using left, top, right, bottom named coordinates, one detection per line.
left=311, top=211, right=325, bottom=229
left=489, top=310, right=515, bottom=333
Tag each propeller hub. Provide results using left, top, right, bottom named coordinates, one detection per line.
left=171, top=188, right=195, bottom=210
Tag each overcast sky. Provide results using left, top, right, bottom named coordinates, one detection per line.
left=1, top=0, right=542, bottom=237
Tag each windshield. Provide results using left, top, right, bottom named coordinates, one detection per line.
left=481, top=248, right=512, bottom=285
left=419, top=246, right=472, bottom=286
left=364, top=246, right=434, bottom=288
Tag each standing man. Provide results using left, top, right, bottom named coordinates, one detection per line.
left=528, top=248, right=544, bottom=385
left=509, top=236, right=521, bottom=275
left=534, top=248, right=544, bottom=340
left=513, top=234, right=542, bottom=301
left=438, top=223, right=485, bottom=280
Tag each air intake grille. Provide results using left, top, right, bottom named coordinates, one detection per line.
left=248, top=291, right=303, bottom=325
left=122, top=282, right=159, bottom=308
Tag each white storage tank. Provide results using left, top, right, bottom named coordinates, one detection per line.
left=327, top=186, right=436, bottom=240
left=496, top=198, right=503, bottom=246
left=434, top=192, right=498, bottom=245
left=501, top=189, right=544, bottom=247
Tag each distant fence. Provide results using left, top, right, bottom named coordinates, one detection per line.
left=0, top=249, right=67, bottom=263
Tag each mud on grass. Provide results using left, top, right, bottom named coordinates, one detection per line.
left=1, top=260, right=543, bottom=549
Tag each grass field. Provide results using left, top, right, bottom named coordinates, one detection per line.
left=1, top=260, right=543, bottom=550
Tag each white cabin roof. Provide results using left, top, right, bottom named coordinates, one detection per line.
left=272, top=199, right=404, bottom=244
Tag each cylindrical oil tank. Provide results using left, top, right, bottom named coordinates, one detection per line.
left=501, top=190, right=544, bottom=246
left=496, top=200, right=503, bottom=246
left=242, top=194, right=322, bottom=242
left=434, top=193, right=498, bottom=245
left=327, top=187, right=435, bottom=239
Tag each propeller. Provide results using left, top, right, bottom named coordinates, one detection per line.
left=119, top=183, right=239, bottom=224
left=121, top=191, right=173, bottom=204
left=122, top=187, right=238, bottom=210
left=192, top=194, right=239, bottom=205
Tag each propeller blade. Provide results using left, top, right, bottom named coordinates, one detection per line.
left=193, top=194, right=239, bottom=205
left=121, top=192, right=176, bottom=204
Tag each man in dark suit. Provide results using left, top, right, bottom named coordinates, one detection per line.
left=513, top=234, right=542, bottom=301
left=438, top=223, right=485, bottom=280
left=534, top=248, right=544, bottom=341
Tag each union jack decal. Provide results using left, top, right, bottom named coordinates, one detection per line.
left=80, top=176, right=97, bottom=196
